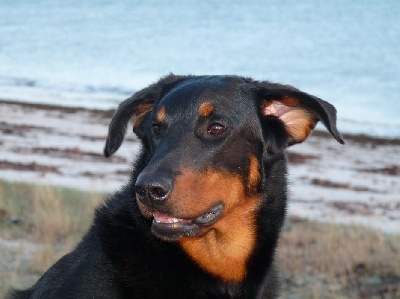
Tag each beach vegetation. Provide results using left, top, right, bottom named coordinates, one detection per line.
left=0, top=180, right=399, bottom=298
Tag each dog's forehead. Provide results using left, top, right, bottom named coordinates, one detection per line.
left=158, top=77, right=245, bottom=115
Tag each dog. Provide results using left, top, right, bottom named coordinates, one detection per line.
left=9, top=74, right=344, bottom=298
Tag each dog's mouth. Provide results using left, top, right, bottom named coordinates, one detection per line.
left=151, top=203, right=224, bottom=241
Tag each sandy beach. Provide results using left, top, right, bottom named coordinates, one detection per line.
left=1, top=99, right=399, bottom=233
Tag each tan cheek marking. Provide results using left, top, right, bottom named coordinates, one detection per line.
left=179, top=196, right=260, bottom=282
left=169, top=169, right=245, bottom=218
left=247, top=154, right=261, bottom=192
left=156, top=106, right=166, bottom=123
left=198, top=102, right=215, bottom=117
left=133, top=103, right=154, bottom=128
left=172, top=168, right=260, bottom=282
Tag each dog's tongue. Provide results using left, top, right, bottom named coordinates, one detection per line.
left=153, top=212, right=191, bottom=224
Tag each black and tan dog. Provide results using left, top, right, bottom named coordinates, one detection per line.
left=9, top=74, right=344, bottom=298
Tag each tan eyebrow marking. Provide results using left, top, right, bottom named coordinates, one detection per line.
left=133, top=103, right=154, bottom=128
left=198, top=102, right=215, bottom=117
left=156, top=106, right=166, bottom=122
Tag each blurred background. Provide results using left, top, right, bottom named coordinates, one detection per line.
left=1, top=0, right=399, bottom=136
left=1, top=1, right=399, bottom=298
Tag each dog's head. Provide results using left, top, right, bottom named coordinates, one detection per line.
left=105, top=74, right=344, bottom=243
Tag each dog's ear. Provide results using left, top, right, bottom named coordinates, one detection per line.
left=255, top=82, right=344, bottom=147
left=104, top=74, right=184, bottom=157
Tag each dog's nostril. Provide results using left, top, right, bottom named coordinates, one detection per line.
left=135, top=182, right=171, bottom=204
left=148, top=186, right=169, bottom=201
left=135, top=186, right=146, bottom=197
left=135, top=173, right=172, bottom=205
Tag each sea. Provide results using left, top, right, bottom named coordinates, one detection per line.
left=1, top=0, right=399, bottom=138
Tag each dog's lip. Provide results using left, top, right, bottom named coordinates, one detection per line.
left=153, top=203, right=224, bottom=226
left=192, top=203, right=224, bottom=225
left=151, top=203, right=224, bottom=241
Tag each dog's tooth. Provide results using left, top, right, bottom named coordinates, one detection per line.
left=153, top=212, right=192, bottom=224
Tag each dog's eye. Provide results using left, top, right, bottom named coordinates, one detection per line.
left=152, top=124, right=161, bottom=135
left=207, top=123, right=226, bottom=135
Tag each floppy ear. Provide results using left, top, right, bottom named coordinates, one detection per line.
left=256, top=82, right=344, bottom=147
left=104, top=74, right=184, bottom=157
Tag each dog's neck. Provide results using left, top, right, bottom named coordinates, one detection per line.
left=178, top=196, right=260, bottom=283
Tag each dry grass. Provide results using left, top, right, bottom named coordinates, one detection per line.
left=0, top=180, right=103, bottom=295
left=1, top=180, right=399, bottom=298
left=278, top=217, right=400, bottom=298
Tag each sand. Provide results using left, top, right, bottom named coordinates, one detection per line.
left=1, top=100, right=399, bottom=233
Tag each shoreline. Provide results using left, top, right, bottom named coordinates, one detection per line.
left=3, top=98, right=400, bottom=143
left=1, top=99, right=399, bottom=232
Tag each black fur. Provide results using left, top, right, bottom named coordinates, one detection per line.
left=8, top=75, right=343, bottom=299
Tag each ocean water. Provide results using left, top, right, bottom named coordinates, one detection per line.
left=1, top=0, right=399, bottom=137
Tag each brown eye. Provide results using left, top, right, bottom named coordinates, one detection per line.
left=152, top=124, right=161, bottom=135
left=207, top=123, right=226, bottom=135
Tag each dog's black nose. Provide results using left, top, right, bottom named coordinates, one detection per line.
left=135, top=174, right=172, bottom=205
